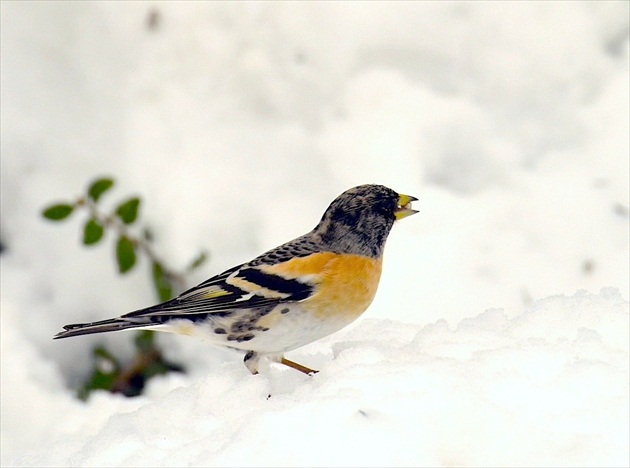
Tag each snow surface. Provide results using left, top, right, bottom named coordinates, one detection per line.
left=1, top=2, right=628, bottom=467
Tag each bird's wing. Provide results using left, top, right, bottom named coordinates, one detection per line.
left=121, top=251, right=319, bottom=321
left=55, top=240, right=328, bottom=339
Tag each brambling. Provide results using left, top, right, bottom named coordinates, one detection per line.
left=54, top=184, right=418, bottom=375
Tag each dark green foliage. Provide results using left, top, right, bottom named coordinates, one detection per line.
left=88, top=177, right=114, bottom=202
left=135, top=329, right=156, bottom=352
left=83, top=218, right=105, bottom=245
left=78, top=337, right=184, bottom=401
left=152, top=261, right=174, bottom=302
left=42, top=203, right=74, bottom=220
left=78, top=346, right=121, bottom=401
left=42, top=176, right=208, bottom=401
left=116, top=197, right=140, bottom=224
left=116, top=235, right=137, bottom=273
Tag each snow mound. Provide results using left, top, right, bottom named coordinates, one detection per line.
left=4, top=289, right=628, bottom=467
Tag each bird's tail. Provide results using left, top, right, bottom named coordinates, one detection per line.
left=53, top=317, right=151, bottom=339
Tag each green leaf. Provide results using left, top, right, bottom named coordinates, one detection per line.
left=152, top=261, right=174, bottom=302
left=143, top=360, right=172, bottom=379
left=116, top=197, right=141, bottom=224
left=187, top=250, right=209, bottom=272
left=93, top=346, right=121, bottom=374
left=78, top=346, right=121, bottom=401
left=134, top=330, right=156, bottom=352
left=88, top=178, right=114, bottom=202
left=83, top=218, right=104, bottom=245
left=42, top=203, right=74, bottom=221
left=142, top=353, right=185, bottom=379
left=116, top=236, right=137, bottom=273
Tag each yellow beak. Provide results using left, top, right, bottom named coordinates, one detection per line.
left=395, top=193, right=419, bottom=220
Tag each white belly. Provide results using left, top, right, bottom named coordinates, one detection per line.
left=156, top=303, right=358, bottom=355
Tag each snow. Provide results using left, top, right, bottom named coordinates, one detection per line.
left=1, top=1, right=628, bottom=467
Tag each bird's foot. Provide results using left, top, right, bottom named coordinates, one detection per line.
left=280, top=357, right=318, bottom=376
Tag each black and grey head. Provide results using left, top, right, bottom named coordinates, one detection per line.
left=313, top=184, right=418, bottom=258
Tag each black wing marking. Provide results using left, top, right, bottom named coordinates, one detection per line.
left=181, top=263, right=242, bottom=295
left=236, top=267, right=312, bottom=301
left=120, top=262, right=315, bottom=321
left=54, top=242, right=323, bottom=337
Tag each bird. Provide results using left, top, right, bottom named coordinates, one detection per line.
left=54, top=184, right=418, bottom=375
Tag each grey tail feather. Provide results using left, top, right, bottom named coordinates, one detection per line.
left=53, top=317, right=151, bottom=340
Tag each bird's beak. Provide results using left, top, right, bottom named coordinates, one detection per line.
left=395, top=193, right=419, bottom=220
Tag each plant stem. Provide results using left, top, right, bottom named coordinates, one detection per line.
left=82, top=196, right=188, bottom=293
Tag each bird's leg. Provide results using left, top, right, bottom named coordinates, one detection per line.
left=246, top=351, right=318, bottom=376
left=280, top=357, right=318, bottom=376
left=244, top=350, right=260, bottom=375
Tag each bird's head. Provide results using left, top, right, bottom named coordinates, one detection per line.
left=314, top=184, right=418, bottom=257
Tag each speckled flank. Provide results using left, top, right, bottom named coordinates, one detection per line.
left=262, top=252, right=383, bottom=320
left=255, top=308, right=284, bottom=329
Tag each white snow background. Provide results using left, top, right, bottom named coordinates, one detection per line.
left=1, top=2, right=629, bottom=467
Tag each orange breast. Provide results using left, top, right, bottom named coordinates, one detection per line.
left=262, top=252, right=383, bottom=320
